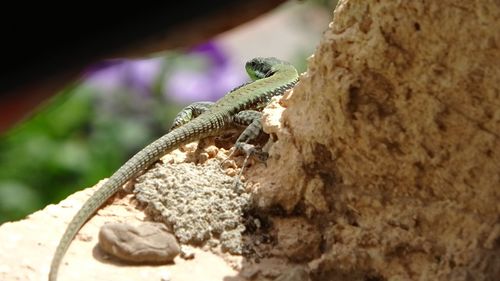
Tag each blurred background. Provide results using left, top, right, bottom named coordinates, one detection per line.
left=0, top=0, right=337, bottom=223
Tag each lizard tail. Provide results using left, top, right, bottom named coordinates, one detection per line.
left=48, top=123, right=205, bottom=281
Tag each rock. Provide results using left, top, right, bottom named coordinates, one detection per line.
left=98, top=222, right=180, bottom=264
left=248, top=0, right=500, bottom=280
left=273, top=217, right=321, bottom=262
left=275, top=266, right=310, bottom=281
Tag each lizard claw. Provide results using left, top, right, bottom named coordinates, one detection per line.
left=235, top=143, right=268, bottom=162
left=232, top=142, right=269, bottom=184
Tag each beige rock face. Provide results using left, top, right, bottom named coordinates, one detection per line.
left=249, top=0, right=500, bottom=280
left=272, top=217, right=321, bottom=262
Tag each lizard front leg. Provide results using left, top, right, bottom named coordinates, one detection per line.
left=232, top=110, right=269, bottom=162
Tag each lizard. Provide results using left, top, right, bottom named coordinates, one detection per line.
left=48, top=57, right=299, bottom=281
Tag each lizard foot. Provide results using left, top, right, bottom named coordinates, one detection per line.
left=220, top=143, right=267, bottom=192
left=234, top=143, right=268, bottom=183
left=235, top=143, right=268, bottom=163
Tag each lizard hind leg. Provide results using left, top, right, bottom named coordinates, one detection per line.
left=169, top=101, right=214, bottom=131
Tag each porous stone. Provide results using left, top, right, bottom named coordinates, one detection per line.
left=134, top=157, right=251, bottom=254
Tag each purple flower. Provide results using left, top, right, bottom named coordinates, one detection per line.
left=166, top=70, right=214, bottom=103
left=164, top=42, right=248, bottom=104
left=188, top=42, right=228, bottom=67
left=213, top=64, right=248, bottom=95
left=84, top=58, right=163, bottom=97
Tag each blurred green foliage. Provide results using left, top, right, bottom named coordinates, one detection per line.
left=0, top=82, right=182, bottom=223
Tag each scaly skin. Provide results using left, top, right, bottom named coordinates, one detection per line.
left=49, top=57, right=298, bottom=281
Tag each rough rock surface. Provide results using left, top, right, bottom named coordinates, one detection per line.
left=272, top=217, right=321, bottom=262
left=98, top=221, right=180, bottom=263
left=247, top=0, right=500, bottom=280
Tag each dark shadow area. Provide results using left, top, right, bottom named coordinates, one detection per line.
left=0, top=1, right=287, bottom=133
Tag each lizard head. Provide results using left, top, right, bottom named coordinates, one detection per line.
left=245, top=57, right=290, bottom=81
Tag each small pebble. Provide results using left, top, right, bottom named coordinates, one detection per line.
left=98, top=222, right=180, bottom=264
